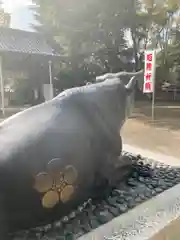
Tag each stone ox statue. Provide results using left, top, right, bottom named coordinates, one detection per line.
left=0, top=70, right=143, bottom=239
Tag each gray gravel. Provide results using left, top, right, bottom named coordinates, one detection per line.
left=11, top=152, right=180, bottom=240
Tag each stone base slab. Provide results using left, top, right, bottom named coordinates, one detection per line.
left=79, top=183, right=180, bottom=240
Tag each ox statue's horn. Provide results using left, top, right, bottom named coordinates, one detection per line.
left=96, top=70, right=144, bottom=82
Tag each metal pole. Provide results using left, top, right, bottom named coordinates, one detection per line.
left=152, top=82, right=155, bottom=121
left=0, top=55, right=5, bottom=116
left=48, top=60, right=54, bottom=99
left=152, top=51, right=156, bottom=121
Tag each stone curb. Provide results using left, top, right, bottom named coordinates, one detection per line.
left=123, top=144, right=180, bottom=166
left=78, top=182, right=180, bottom=240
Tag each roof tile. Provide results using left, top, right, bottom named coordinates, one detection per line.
left=0, top=27, right=59, bottom=56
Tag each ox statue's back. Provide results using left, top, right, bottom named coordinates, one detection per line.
left=0, top=70, right=143, bottom=239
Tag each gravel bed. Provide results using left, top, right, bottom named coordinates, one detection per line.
left=12, top=152, right=180, bottom=240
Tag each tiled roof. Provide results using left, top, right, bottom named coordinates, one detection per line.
left=0, top=27, right=60, bottom=56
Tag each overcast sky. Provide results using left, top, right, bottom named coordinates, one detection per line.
left=2, top=0, right=35, bottom=31
left=2, top=0, right=32, bottom=13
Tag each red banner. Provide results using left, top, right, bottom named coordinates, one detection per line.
left=143, top=50, right=156, bottom=93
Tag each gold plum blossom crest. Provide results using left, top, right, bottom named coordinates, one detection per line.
left=34, top=159, right=78, bottom=209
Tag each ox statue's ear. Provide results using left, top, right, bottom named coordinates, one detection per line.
left=125, top=76, right=137, bottom=95
left=124, top=70, right=144, bottom=94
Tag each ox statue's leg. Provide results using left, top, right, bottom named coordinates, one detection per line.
left=101, top=153, right=133, bottom=188
left=101, top=135, right=133, bottom=187
left=92, top=154, right=133, bottom=201
left=92, top=136, right=133, bottom=200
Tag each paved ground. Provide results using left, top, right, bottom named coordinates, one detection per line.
left=122, top=120, right=180, bottom=165
left=122, top=101, right=180, bottom=160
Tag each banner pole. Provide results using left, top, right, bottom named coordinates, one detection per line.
left=152, top=50, right=156, bottom=121
left=152, top=81, right=155, bottom=121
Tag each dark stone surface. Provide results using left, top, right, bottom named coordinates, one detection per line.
left=11, top=152, right=180, bottom=240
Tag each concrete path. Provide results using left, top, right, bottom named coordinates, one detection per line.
left=122, top=118, right=180, bottom=161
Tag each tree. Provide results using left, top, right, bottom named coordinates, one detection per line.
left=128, top=0, right=180, bottom=86
left=31, top=0, right=137, bottom=89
